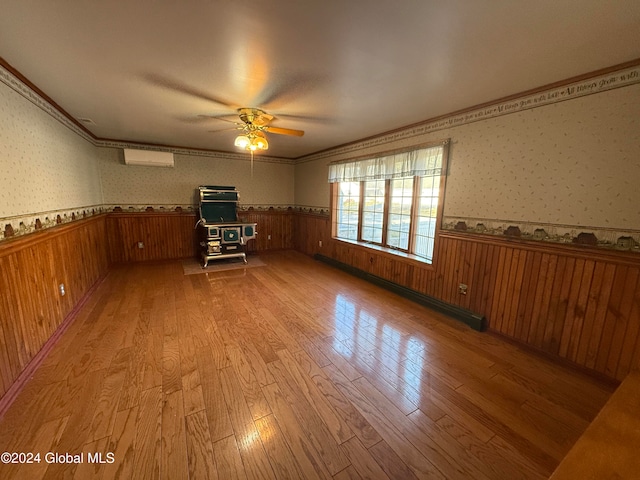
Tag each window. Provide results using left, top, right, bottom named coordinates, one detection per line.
left=335, top=181, right=360, bottom=241
left=387, top=177, right=414, bottom=250
left=329, top=143, right=447, bottom=263
left=361, top=180, right=385, bottom=243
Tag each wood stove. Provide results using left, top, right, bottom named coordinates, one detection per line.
left=196, top=185, right=257, bottom=267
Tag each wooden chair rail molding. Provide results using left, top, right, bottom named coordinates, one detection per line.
left=439, top=230, right=640, bottom=267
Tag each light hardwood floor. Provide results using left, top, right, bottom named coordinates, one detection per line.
left=0, top=251, right=615, bottom=479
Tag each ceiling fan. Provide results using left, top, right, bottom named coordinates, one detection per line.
left=142, top=73, right=317, bottom=154
left=205, top=107, right=304, bottom=152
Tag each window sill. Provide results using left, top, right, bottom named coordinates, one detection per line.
left=332, top=237, right=433, bottom=266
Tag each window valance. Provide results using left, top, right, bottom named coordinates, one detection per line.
left=328, top=144, right=444, bottom=183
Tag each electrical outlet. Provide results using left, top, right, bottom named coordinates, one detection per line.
left=137, top=241, right=144, bottom=249
left=458, top=283, right=468, bottom=295
left=59, top=283, right=66, bottom=296
left=319, top=240, right=322, bottom=247
left=267, top=235, right=271, bottom=240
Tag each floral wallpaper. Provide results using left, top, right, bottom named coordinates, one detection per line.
left=296, top=67, right=640, bottom=251
left=0, top=64, right=295, bottom=241
left=443, top=86, right=639, bottom=230
left=0, top=70, right=104, bottom=240
left=2, top=61, right=639, bottom=251
left=97, top=148, right=295, bottom=210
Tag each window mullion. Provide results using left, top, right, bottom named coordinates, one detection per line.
left=381, top=179, right=391, bottom=247
left=357, top=181, right=364, bottom=241
left=407, top=176, right=420, bottom=254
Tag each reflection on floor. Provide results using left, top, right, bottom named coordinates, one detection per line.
left=0, top=251, right=615, bottom=480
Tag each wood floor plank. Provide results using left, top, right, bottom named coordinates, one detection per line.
left=195, top=346, right=234, bottom=442
left=212, top=435, right=246, bottom=480
left=265, top=360, right=351, bottom=475
left=142, top=329, right=163, bottom=391
left=41, top=368, right=108, bottom=480
left=185, top=410, right=218, bottom=480
left=254, top=414, right=308, bottom=480
left=340, top=436, right=391, bottom=480
left=162, top=336, right=183, bottom=394
left=0, top=415, right=68, bottom=480
left=261, top=382, right=333, bottom=479
left=333, top=465, right=362, bottom=480
left=102, top=406, right=139, bottom=480
left=233, top=421, right=278, bottom=480
left=367, top=439, right=420, bottom=480
left=219, top=366, right=259, bottom=434
left=0, top=253, right=616, bottom=480
left=132, top=386, right=162, bottom=480
left=88, top=347, right=131, bottom=441
left=323, top=363, right=446, bottom=480
left=276, top=348, right=355, bottom=444
left=70, top=436, right=109, bottom=480
left=224, top=344, right=272, bottom=420
left=161, top=390, right=188, bottom=480
left=292, top=349, right=382, bottom=448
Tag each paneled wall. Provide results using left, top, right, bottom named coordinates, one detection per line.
left=106, top=210, right=294, bottom=263
left=238, top=210, right=294, bottom=252
left=106, top=212, right=199, bottom=263
left=0, top=216, right=109, bottom=401
left=295, top=213, right=640, bottom=381
left=0, top=209, right=295, bottom=404
left=2, top=209, right=636, bottom=407
left=293, top=212, right=331, bottom=257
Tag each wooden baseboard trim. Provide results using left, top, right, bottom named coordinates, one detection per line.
left=314, top=254, right=486, bottom=331
left=0, top=272, right=109, bottom=418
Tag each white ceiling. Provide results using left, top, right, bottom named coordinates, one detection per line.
left=1, top=1, right=639, bottom=159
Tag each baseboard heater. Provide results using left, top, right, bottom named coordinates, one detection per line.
left=314, top=254, right=486, bottom=332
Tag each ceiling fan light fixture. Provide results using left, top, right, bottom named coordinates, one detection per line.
left=230, top=108, right=301, bottom=153
left=234, top=134, right=250, bottom=149
left=235, top=131, right=269, bottom=152
left=253, top=131, right=269, bottom=150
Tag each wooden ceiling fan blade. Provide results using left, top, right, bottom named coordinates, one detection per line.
left=143, top=73, right=237, bottom=108
left=256, top=72, right=321, bottom=109
left=207, top=126, right=240, bottom=134
left=264, top=126, right=304, bottom=137
left=198, top=114, right=240, bottom=124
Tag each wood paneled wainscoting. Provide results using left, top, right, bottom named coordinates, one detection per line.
left=106, top=209, right=294, bottom=263
left=293, top=211, right=331, bottom=256
left=238, top=209, right=294, bottom=253
left=293, top=213, right=640, bottom=381
left=0, top=209, right=295, bottom=408
left=106, top=212, right=199, bottom=264
left=0, top=215, right=109, bottom=407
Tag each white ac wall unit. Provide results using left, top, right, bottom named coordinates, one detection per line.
left=123, top=149, right=174, bottom=167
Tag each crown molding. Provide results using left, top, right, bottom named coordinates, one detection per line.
left=296, top=60, right=640, bottom=164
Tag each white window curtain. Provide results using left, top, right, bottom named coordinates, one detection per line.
left=328, top=145, right=444, bottom=183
